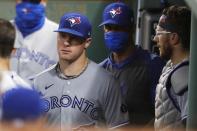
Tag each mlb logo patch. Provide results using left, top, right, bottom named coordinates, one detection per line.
left=67, top=17, right=81, bottom=27
left=109, top=7, right=122, bottom=18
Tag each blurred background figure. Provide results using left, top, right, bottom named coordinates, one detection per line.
left=99, top=2, right=165, bottom=127
left=1, top=88, right=44, bottom=121
left=0, top=18, right=31, bottom=95
left=0, top=18, right=33, bottom=131
left=0, top=88, right=51, bottom=131
left=10, top=0, right=58, bottom=85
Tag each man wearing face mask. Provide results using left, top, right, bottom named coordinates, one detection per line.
left=10, top=0, right=58, bottom=85
left=99, top=2, right=165, bottom=127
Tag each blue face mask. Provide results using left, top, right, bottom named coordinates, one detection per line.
left=104, top=32, right=129, bottom=52
left=15, top=2, right=45, bottom=37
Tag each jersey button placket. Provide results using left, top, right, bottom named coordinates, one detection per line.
left=62, top=80, right=72, bottom=127
left=67, top=81, right=71, bottom=85
left=63, top=80, right=71, bottom=94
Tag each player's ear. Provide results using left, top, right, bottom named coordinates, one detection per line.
left=170, top=32, right=179, bottom=45
left=84, top=38, right=92, bottom=49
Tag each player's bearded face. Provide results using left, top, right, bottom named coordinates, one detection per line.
left=153, top=26, right=173, bottom=61
left=159, top=39, right=172, bottom=60
left=57, top=33, right=87, bottom=62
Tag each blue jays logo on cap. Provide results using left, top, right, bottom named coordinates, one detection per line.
left=99, top=2, right=134, bottom=27
left=54, top=12, right=92, bottom=39
left=67, top=17, right=81, bottom=27
left=109, top=7, right=122, bottom=18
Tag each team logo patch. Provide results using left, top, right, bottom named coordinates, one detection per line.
left=67, top=17, right=81, bottom=27
left=109, top=7, right=122, bottom=18
left=22, top=8, right=31, bottom=14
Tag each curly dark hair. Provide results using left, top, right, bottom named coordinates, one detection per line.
left=162, top=5, right=191, bottom=51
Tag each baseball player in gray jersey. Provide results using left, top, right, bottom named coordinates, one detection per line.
left=34, top=12, right=129, bottom=130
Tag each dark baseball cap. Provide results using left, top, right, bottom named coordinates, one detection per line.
left=54, top=12, right=92, bottom=39
left=99, top=2, right=134, bottom=27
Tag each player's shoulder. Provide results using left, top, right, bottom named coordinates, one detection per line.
left=138, top=47, right=162, bottom=62
left=89, top=60, right=113, bottom=76
left=34, top=64, right=57, bottom=80
left=33, top=64, right=57, bottom=91
left=170, top=60, right=189, bottom=95
left=88, top=60, right=117, bottom=85
left=99, top=57, right=110, bottom=68
left=88, top=61, right=120, bottom=92
left=137, top=47, right=165, bottom=67
left=149, top=53, right=165, bottom=66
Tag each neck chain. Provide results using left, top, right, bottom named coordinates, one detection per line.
left=56, top=59, right=89, bottom=80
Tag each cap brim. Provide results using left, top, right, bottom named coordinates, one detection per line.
left=99, top=20, right=120, bottom=27
left=54, top=28, right=84, bottom=38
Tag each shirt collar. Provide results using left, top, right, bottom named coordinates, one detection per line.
left=108, top=46, right=141, bottom=69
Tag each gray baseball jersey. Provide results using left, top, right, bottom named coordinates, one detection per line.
left=33, top=60, right=129, bottom=130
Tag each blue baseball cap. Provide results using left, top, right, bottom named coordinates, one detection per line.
left=2, top=88, right=45, bottom=121
left=54, top=12, right=92, bottom=39
left=99, top=2, right=134, bottom=27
